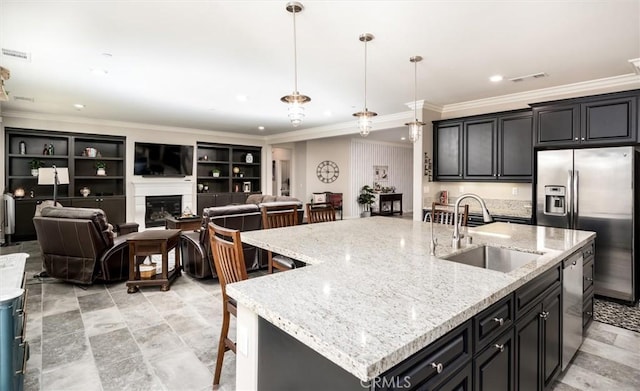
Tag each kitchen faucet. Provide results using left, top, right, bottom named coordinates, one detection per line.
left=452, top=193, right=493, bottom=249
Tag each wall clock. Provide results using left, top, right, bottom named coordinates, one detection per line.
left=316, top=160, right=339, bottom=183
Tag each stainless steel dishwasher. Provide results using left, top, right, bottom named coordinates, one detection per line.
left=562, top=251, right=584, bottom=370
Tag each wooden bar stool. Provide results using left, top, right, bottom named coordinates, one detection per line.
left=260, top=204, right=300, bottom=273
left=306, top=202, right=336, bottom=224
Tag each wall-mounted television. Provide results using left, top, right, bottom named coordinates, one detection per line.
left=134, top=142, right=194, bottom=176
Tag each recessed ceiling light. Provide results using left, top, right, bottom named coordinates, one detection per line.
left=401, top=137, right=406, bottom=141
left=73, top=104, right=85, bottom=109
left=90, top=68, right=108, bottom=76
left=101, top=53, right=113, bottom=58
left=236, top=94, right=248, bottom=102
left=489, top=75, right=503, bottom=82
left=323, top=110, right=333, bottom=117
left=258, top=126, right=265, bottom=131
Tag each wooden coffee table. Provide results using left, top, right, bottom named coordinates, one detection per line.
left=165, top=215, right=201, bottom=232
left=126, top=229, right=181, bottom=293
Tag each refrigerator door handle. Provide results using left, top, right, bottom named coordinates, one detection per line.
left=574, top=170, right=579, bottom=227
left=567, top=170, right=573, bottom=228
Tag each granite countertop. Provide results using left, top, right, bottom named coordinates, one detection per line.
left=227, top=218, right=594, bottom=382
left=0, top=253, right=28, bottom=302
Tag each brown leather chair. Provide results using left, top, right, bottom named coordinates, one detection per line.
left=33, top=206, right=139, bottom=284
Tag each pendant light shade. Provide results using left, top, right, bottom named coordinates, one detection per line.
left=353, top=33, right=377, bottom=137
left=405, top=56, right=426, bottom=143
left=281, top=2, right=310, bottom=127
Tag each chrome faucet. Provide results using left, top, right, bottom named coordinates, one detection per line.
left=452, top=193, right=493, bottom=249
left=430, top=217, right=438, bottom=256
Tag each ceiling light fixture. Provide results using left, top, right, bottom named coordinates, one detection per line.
left=280, top=1, right=310, bottom=127
left=352, top=33, right=377, bottom=137
left=0, top=66, right=10, bottom=101
left=73, top=103, right=85, bottom=109
left=489, top=75, right=503, bottom=82
left=405, top=56, right=425, bottom=143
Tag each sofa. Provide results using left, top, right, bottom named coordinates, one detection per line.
left=33, top=206, right=140, bottom=284
left=181, top=196, right=303, bottom=279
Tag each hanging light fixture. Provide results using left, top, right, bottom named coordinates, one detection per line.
left=353, top=33, right=377, bottom=137
left=281, top=1, right=310, bottom=127
left=405, top=56, right=426, bottom=143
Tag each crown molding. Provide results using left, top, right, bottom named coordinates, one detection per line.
left=2, top=110, right=265, bottom=142
left=405, top=99, right=443, bottom=113
left=441, top=73, right=640, bottom=113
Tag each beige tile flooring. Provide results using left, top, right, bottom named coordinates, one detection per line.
left=3, top=239, right=639, bottom=391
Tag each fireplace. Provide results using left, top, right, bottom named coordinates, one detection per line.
left=132, top=179, right=194, bottom=230
left=145, top=195, right=182, bottom=228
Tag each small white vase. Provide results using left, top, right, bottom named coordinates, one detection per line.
left=31, top=169, right=39, bottom=177
left=97, top=168, right=106, bottom=176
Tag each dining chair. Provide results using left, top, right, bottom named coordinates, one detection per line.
left=207, top=222, right=248, bottom=388
left=426, top=202, right=469, bottom=226
left=305, top=202, right=336, bottom=224
left=260, top=204, right=300, bottom=273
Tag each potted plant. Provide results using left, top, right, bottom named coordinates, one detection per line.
left=357, top=185, right=376, bottom=217
left=29, top=159, right=43, bottom=176
left=95, top=161, right=107, bottom=176
left=212, top=168, right=221, bottom=177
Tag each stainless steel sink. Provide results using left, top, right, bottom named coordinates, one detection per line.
left=442, top=246, right=541, bottom=273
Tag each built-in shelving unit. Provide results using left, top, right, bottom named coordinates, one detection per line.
left=4, top=128, right=126, bottom=239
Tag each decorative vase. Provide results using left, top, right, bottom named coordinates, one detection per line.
left=198, top=183, right=204, bottom=192
left=97, top=168, right=106, bottom=176
left=245, top=153, right=253, bottom=163
left=80, top=187, right=91, bottom=197
left=31, top=169, right=39, bottom=177
left=212, top=171, right=220, bottom=177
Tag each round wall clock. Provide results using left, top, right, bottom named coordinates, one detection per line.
left=316, top=160, right=339, bottom=183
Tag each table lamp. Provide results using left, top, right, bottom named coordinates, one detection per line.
left=38, top=166, right=69, bottom=205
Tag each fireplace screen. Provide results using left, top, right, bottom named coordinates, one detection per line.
left=145, top=195, right=181, bottom=228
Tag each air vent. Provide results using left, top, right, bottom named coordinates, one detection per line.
left=14, top=96, right=34, bottom=103
left=509, top=72, right=548, bottom=83
left=2, top=48, right=31, bottom=61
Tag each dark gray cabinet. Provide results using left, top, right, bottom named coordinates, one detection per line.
left=533, top=90, right=638, bottom=147
left=582, top=241, right=595, bottom=330
left=434, top=110, right=532, bottom=182
left=473, top=329, right=515, bottom=391
left=435, top=122, right=463, bottom=180
left=514, top=264, right=562, bottom=391
left=196, top=192, right=249, bottom=215
left=71, top=196, right=126, bottom=227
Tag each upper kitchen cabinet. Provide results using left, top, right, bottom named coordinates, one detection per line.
left=533, top=90, right=638, bottom=148
left=434, top=122, right=463, bottom=180
left=434, top=110, right=532, bottom=182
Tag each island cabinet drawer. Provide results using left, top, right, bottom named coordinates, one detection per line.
left=515, top=265, right=561, bottom=319
left=582, top=240, right=595, bottom=261
left=374, top=320, right=471, bottom=391
left=583, top=258, right=594, bottom=292
left=474, top=294, right=514, bottom=351
left=583, top=288, right=594, bottom=329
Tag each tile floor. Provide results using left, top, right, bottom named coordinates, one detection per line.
left=3, top=239, right=640, bottom=391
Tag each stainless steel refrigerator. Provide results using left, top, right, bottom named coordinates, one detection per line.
left=536, top=146, right=638, bottom=303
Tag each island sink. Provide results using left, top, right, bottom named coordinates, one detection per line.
left=442, top=245, right=541, bottom=273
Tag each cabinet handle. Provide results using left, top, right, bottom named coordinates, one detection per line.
left=539, top=311, right=549, bottom=320
left=431, top=362, right=444, bottom=374
left=581, top=137, right=585, bottom=141
left=586, top=311, right=593, bottom=316
left=494, top=344, right=505, bottom=353
left=585, top=277, right=593, bottom=282
left=574, top=137, right=579, bottom=141
left=493, top=317, right=505, bottom=326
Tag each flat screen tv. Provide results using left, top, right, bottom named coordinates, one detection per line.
left=134, top=142, right=194, bottom=176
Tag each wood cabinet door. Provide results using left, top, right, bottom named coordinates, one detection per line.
left=515, top=303, right=542, bottom=391
left=498, top=113, right=532, bottom=181
left=463, top=118, right=497, bottom=180
left=581, top=95, right=637, bottom=144
left=534, top=104, right=579, bottom=147
left=473, top=329, right=515, bottom=391
left=434, top=122, right=463, bottom=180
left=542, top=287, right=562, bottom=387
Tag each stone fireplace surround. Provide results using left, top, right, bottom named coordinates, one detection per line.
left=132, top=179, right=194, bottom=230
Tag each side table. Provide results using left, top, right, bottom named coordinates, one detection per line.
left=126, top=229, right=181, bottom=293
left=165, top=215, right=201, bottom=232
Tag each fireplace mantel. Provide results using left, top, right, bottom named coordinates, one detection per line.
left=132, top=179, right=194, bottom=230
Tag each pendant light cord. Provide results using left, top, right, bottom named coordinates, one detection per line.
left=292, top=8, right=298, bottom=94
left=364, top=38, right=368, bottom=111
left=414, top=59, right=418, bottom=120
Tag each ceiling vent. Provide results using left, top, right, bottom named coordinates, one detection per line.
left=2, top=48, right=31, bottom=61
left=509, top=72, right=548, bottom=83
left=14, top=96, right=34, bottom=103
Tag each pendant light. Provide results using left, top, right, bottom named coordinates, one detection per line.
left=353, top=33, right=377, bottom=137
left=281, top=1, right=310, bottom=127
left=405, top=56, right=426, bottom=143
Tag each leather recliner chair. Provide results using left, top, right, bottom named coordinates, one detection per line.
left=33, top=206, right=139, bottom=284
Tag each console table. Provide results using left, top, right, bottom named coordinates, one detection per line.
left=372, top=193, right=402, bottom=216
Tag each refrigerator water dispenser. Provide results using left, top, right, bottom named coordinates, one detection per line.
left=544, top=186, right=566, bottom=215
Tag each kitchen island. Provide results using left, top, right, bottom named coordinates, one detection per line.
left=227, top=217, right=595, bottom=390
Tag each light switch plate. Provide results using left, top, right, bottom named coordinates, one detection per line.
left=512, top=187, right=518, bottom=196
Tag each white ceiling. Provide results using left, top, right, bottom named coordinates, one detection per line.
left=1, top=1, right=639, bottom=141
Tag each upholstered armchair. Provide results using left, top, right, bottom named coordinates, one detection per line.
left=33, top=206, right=139, bottom=284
